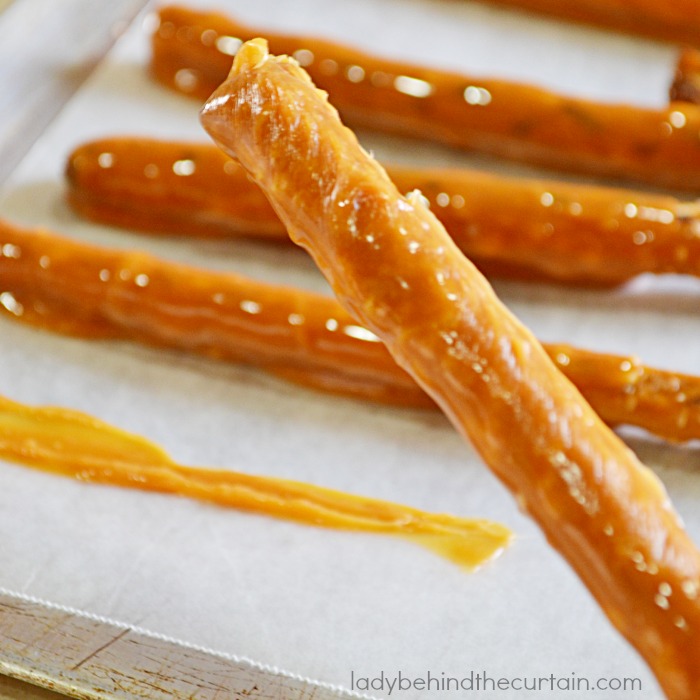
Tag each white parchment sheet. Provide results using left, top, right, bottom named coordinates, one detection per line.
left=1, top=1, right=698, bottom=698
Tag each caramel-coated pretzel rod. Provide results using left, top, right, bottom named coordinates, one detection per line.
left=67, top=136, right=700, bottom=286
left=200, top=39, right=700, bottom=698
left=152, top=5, right=700, bottom=192
left=1, top=219, right=698, bottom=443
left=471, top=0, right=700, bottom=48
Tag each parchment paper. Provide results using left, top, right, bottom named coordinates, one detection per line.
left=1, top=1, right=698, bottom=698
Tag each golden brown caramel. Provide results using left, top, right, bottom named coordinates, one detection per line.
left=153, top=5, right=700, bottom=191
left=0, top=393, right=511, bottom=569
left=200, top=39, right=700, bottom=698
left=1, top=219, right=700, bottom=441
left=672, top=48, right=700, bottom=105
left=473, top=0, right=700, bottom=47
left=67, top=137, right=700, bottom=287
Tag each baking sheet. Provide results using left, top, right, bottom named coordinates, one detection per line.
left=1, top=1, right=698, bottom=698
left=0, top=0, right=149, bottom=187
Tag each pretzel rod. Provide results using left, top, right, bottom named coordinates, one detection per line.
left=200, top=39, right=700, bottom=698
left=152, top=5, right=700, bottom=192
left=470, top=0, right=700, bottom=48
left=1, top=219, right=700, bottom=442
left=0, top=220, right=423, bottom=406
left=67, top=136, right=700, bottom=286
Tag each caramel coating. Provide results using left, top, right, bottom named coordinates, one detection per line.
left=0, top=220, right=423, bottom=408
left=200, top=39, right=700, bottom=698
left=1, top=219, right=699, bottom=442
left=67, top=136, right=700, bottom=286
left=153, top=5, right=700, bottom=192
left=472, top=0, right=700, bottom=47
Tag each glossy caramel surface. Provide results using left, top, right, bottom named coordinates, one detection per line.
left=154, top=5, right=700, bottom=191
left=67, top=139, right=286, bottom=240
left=68, top=136, right=700, bottom=286
left=0, top=394, right=510, bottom=569
left=200, top=39, right=700, bottom=698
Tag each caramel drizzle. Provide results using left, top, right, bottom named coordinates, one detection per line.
left=0, top=393, right=511, bottom=569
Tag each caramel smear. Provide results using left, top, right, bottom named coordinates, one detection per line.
left=0, top=394, right=511, bottom=569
